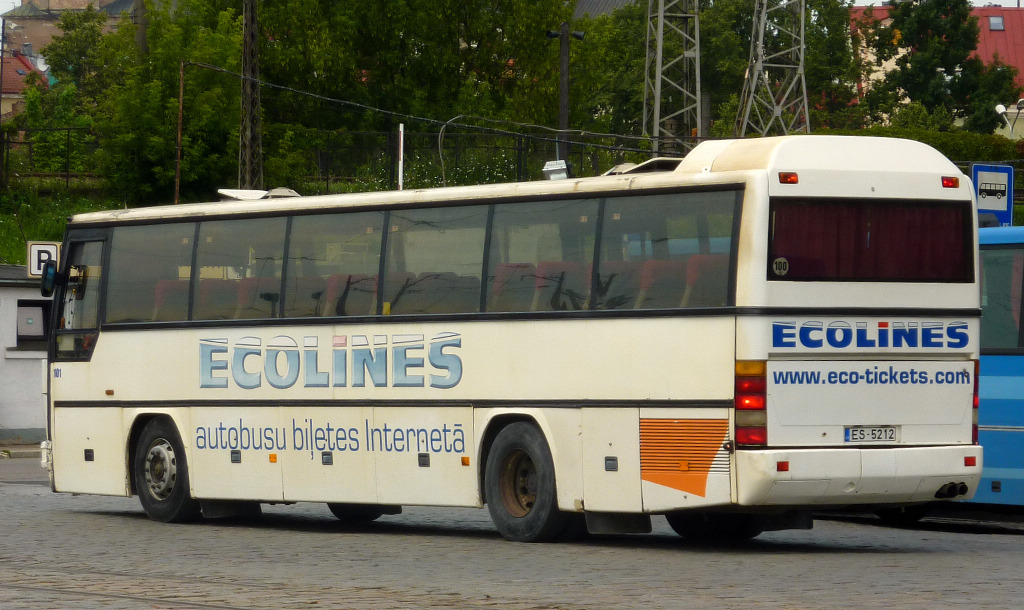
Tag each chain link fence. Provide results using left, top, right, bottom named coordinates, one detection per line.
left=0, top=125, right=670, bottom=196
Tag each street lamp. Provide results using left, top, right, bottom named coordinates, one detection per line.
left=995, top=98, right=1024, bottom=133
left=547, top=23, right=584, bottom=164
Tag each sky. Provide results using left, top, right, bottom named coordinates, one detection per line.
left=0, top=1, right=14, bottom=16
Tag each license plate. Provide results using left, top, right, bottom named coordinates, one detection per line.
left=844, top=426, right=897, bottom=443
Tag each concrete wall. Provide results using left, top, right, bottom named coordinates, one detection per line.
left=0, top=273, right=47, bottom=442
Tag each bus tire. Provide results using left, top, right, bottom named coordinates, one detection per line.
left=133, top=418, right=201, bottom=523
left=666, top=512, right=763, bottom=541
left=327, top=503, right=387, bottom=523
left=484, top=422, right=568, bottom=542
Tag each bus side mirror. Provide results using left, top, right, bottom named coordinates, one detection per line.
left=40, top=260, right=58, bottom=298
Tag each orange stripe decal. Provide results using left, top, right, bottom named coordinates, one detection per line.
left=640, top=418, right=729, bottom=496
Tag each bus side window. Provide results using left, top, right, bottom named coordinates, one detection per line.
left=286, top=212, right=384, bottom=318
left=60, top=241, right=103, bottom=330
left=487, top=198, right=599, bottom=312
left=106, top=223, right=195, bottom=323
left=980, top=248, right=1024, bottom=349
left=596, top=190, right=736, bottom=310
left=384, top=206, right=487, bottom=315
left=195, top=217, right=286, bottom=320
left=54, top=240, right=104, bottom=361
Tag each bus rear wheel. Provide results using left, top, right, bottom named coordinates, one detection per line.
left=485, top=422, right=568, bottom=542
left=133, top=418, right=201, bottom=523
left=666, top=512, right=763, bottom=541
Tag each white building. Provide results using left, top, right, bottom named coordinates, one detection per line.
left=0, top=264, right=47, bottom=442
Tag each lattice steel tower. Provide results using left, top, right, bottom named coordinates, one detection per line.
left=643, top=0, right=701, bottom=153
left=239, top=0, right=264, bottom=190
left=735, top=0, right=809, bottom=137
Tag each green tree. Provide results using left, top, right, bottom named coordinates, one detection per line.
left=572, top=2, right=647, bottom=136
left=889, top=100, right=954, bottom=131
left=40, top=6, right=119, bottom=105
left=869, top=0, right=1020, bottom=133
left=805, top=0, right=864, bottom=129
left=259, top=0, right=571, bottom=131
left=696, top=0, right=753, bottom=131
left=96, top=0, right=242, bottom=203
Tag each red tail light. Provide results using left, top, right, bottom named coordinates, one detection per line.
left=972, top=359, right=979, bottom=445
left=735, top=361, right=767, bottom=446
left=736, top=427, right=767, bottom=445
left=735, top=393, right=766, bottom=410
left=941, top=176, right=960, bottom=188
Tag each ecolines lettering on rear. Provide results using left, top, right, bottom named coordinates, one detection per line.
left=772, top=321, right=969, bottom=350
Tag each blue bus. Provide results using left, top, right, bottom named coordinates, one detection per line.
left=976, top=226, right=1024, bottom=507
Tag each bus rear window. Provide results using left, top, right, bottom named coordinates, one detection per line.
left=768, top=198, right=973, bottom=282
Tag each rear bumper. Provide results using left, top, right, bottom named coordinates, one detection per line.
left=735, top=445, right=982, bottom=506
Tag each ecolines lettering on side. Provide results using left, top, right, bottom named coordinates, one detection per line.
left=772, top=321, right=969, bottom=350
left=199, top=332, right=463, bottom=390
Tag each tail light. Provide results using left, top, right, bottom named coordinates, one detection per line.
left=972, top=359, right=979, bottom=445
left=735, top=360, right=767, bottom=446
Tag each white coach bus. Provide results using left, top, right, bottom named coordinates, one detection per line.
left=40, top=135, right=982, bottom=542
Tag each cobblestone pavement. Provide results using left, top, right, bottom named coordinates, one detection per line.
left=2, top=459, right=1023, bottom=609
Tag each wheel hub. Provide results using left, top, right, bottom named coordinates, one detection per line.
left=500, top=449, right=537, bottom=517
left=144, top=439, right=177, bottom=500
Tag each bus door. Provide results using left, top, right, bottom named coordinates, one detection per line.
left=49, top=232, right=128, bottom=496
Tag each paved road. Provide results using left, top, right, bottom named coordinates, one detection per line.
left=2, top=457, right=1023, bottom=609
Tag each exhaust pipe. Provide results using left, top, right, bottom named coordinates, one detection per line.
left=934, top=482, right=970, bottom=499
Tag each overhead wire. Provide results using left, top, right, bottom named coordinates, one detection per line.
left=184, top=61, right=672, bottom=179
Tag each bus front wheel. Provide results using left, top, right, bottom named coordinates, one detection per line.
left=484, top=422, right=568, bottom=542
left=133, top=418, right=201, bottom=523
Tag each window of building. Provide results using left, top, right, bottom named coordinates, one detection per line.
left=990, top=16, right=1005, bottom=31
left=15, top=299, right=50, bottom=351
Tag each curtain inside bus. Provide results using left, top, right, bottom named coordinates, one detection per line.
left=768, top=198, right=972, bottom=282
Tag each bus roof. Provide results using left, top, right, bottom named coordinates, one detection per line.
left=67, top=135, right=966, bottom=226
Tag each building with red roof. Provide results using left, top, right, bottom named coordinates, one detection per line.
left=851, top=5, right=1024, bottom=89
left=0, top=52, right=45, bottom=119
left=972, top=5, right=1024, bottom=87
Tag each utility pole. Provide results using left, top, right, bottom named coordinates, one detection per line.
left=239, top=0, right=263, bottom=190
left=558, top=22, right=570, bottom=162
left=0, top=17, right=5, bottom=124
left=133, top=0, right=147, bottom=53
left=548, top=23, right=584, bottom=163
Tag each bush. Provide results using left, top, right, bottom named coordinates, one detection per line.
left=0, top=188, right=113, bottom=265
left=818, top=126, right=1019, bottom=163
